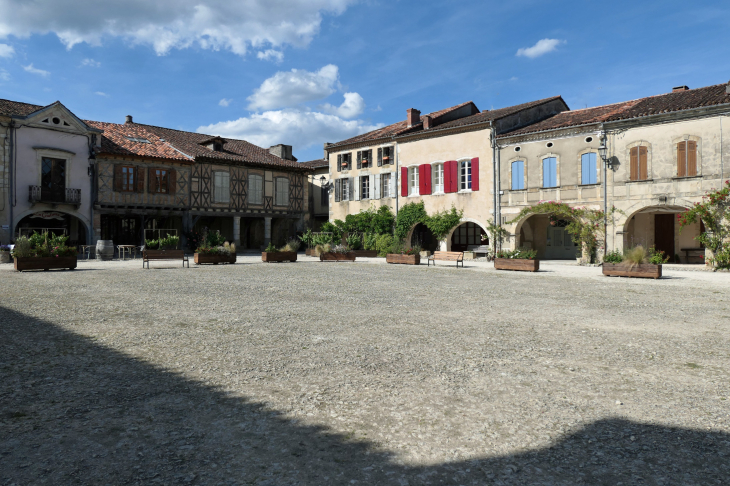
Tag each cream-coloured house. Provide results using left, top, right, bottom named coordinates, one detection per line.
left=324, top=98, right=568, bottom=251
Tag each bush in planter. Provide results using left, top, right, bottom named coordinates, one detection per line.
left=281, top=239, right=301, bottom=252
left=363, top=233, right=377, bottom=251
left=264, top=242, right=279, bottom=253
left=497, top=248, right=538, bottom=260
left=314, top=243, right=332, bottom=255
left=375, top=234, right=394, bottom=257
left=331, top=244, right=350, bottom=254
left=346, top=233, right=362, bottom=250
left=11, top=232, right=75, bottom=259
left=604, top=249, right=623, bottom=264
left=299, top=229, right=315, bottom=249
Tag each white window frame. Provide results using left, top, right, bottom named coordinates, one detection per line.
left=408, top=166, right=419, bottom=196
left=249, top=174, right=263, bottom=205
left=213, top=171, right=230, bottom=203
left=459, top=159, right=472, bottom=191
left=275, top=177, right=289, bottom=206
left=432, top=163, right=444, bottom=194
left=381, top=173, right=391, bottom=198
left=361, top=175, right=370, bottom=199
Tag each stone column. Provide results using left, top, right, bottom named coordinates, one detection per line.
left=233, top=216, right=241, bottom=248
left=264, top=217, right=272, bottom=247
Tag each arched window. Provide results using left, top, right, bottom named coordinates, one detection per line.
left=459, top=160, right=472, bottom=190
left=432, top=163, right=444, bottom=193
left=511, top=161, right=525, bottom=190
left=249, top=174, right=263, bottom=204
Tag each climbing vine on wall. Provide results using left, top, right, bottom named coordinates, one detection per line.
left=394, top=201, right=428, bottom=240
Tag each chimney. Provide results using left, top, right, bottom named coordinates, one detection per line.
left=125, top=115, right=133, bottom=124
left=269, top=144, right=293, bottom=160
left=423, top=115, right=433, bottom=130
left=672, top=86, right=689, bottom=92
left=406, top=108, right=421, bottom=127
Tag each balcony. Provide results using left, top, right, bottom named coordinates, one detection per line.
left=29, top=185, right=81, bottom=207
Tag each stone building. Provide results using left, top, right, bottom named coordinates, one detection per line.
left=298, top=158, right=329, bottom=231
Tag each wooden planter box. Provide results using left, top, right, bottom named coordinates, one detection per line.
left=262, top=251, right=297, bottom=262
left=319, top=252, right=356, bottom=262
left=305, top=248, right=319, bottom=257
left=350, top=250, right=378, bottom=258
left=14, top=256, right=77, bottom=272
left=194, top=253, right=236, bottom=265
left=602, top=263, right=662, bottom=279
left=494, top=258, right=539, bottom=272
left=386, top=253, right=420, bottom=265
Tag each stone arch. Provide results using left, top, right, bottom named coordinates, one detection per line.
left=446, top=218, right=487, bottom=252
left=13, top=209, right=90, bottom=245
left=619, top=201, right=695, bottom=261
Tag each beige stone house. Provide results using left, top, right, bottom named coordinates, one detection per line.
left=299, top=159, right=329, bottom=231
left=324, top=98, right=568, bottom=251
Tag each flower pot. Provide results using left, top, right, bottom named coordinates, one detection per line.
left=319, top=252, right=356, bottom=261
left=262, top=251, right=297, bottom=262
left=0, top=251, right=10, bottom=264
left=305, top=248, right=319, bottom=257
left=494, top=258, right=539, bottom=272
left=602, top=263, right=662, bottom=279
left=386, top=254, right=420, bottom=265
left=194, top=253, right=236, bottom=265
left=14, top=256, right=77, bottom=272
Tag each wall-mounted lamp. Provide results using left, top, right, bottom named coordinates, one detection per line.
left=598, top=142, right=612, bottom=169
left=319, top=175, right=333, bottom=191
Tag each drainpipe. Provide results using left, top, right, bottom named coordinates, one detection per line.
left=8, top=120, right=14, bottom=241
left=88, top=136, right=96, bottom=244
left=601, top=126, right=608, bottom=258
left=490, top=122, right=499, bottom=250
left=394, top=141, right=399, bottom=217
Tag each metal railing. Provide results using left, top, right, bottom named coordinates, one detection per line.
left=28, top=186, right=81, bottom=205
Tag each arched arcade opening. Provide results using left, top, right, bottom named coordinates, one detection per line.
left=15, top=211, right=88, bottom=246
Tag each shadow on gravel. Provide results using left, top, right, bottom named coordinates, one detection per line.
left=1, top=305, right=728, bottom=485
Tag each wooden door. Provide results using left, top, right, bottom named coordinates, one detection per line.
left=654, top=214, right=675, bottom=262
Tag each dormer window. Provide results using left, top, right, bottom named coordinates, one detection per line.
left=199, top=136, right=226, bottom=152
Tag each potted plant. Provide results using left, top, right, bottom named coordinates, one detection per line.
left=319, top=243, right=356, bottom=261
left=494, top=247, right=539, bottom=272
left=602, top=245, right=666, bottom=279
left=345, top=233, right=378, bottom=258
left=194, top=230, right=236, bottom=264
left=386, top=240, right=421, bottom=265
left=12, top=231, right=77, bottom=272
left=0, top=245, right=11, bottom=264
left=262, top=239, right=299, bottom=262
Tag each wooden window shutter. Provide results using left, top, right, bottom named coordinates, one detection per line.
left=114, top=164, right=123, bottom=192
left=688, top=141, right=697, bottom=176
left=136, top=166, right=145, bottom=193
left=357, top=151, right=362, bottom=169
left=401, top=167, right=408, bottom=197
left=149, top=168, right=157, bottom=193
left=471, top=157, right=479, bottom=191
left=443, top=160, right=452, bottom=193
left=369, top=150, right=373, bottom=167
left=337, top=154, right=342, bottom=172
left=418, top=164, right=427, bottom=195
left=677, top=142, right=687, bottom=177
left=168, top=169, right=176, bottom=194
left=334, top=179, right=341, bottom=202
left=445, top=160, right=458, bottom=193
left=629, top=147, right=638, bottom=181
left=348, top=178, right=354, bottom=201
left=377, top=147, right=382, bottom=167
left=639, top=146, right=648, bottom=180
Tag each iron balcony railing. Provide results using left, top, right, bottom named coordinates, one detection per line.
left=29, top=185, right=81, bottom=205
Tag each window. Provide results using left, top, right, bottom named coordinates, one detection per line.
left=249, top=174, right=263, bottom=204
left=275, top=177, right=289, bottom=206
left=542, top=157, right=557, bottom=188
left=581, top=153, right=597, bottom=185
left=381, top=173, right=392, bottom=198
left=335, top=178, right=350, bottom=202
left=361, top=176, right=370, bottom=199
left=629, top=146, right=648, bottom=181
left=358, top=150, right=372, bottom=169
left=154, top=169, right=169, bottom=193
left=511, top=161, right=525, bottom=190
left=677, top=140, right=697, bottom=177
left=433, top=163, right=444, bottom=193
left=337, top=153, right=352, bottom=171
left=121, top=166, right=135, bottom=192
left=213, top=171, right=230, bottom=203
left=409, top=167, right=419, bottom=196
left=459, top=160, right=471, bottom=190
left=378, top=146, right=394, bottom=166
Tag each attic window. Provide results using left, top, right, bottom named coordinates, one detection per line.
left=126, top=137, right=151, bottom=144
left=213, top=142, right=223, bottom=152
left=546, top=142, right=554, bottom=148
left=52, top=117, right=60, bottom=125
left=585, top=136, right=593, bottom=143
left=514, top=146, right=521, bottom=152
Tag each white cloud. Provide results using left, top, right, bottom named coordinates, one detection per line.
left=81, top=58, right=100, bottom=67
left=256, top=49, right=284, bottom=63
left=198, top=109, right=381, bottom=152
left=23, top=63, right=49, bottom=76
left=219, top=98, right=233, bottom=107
left=0, top=43, right=14, bottom=58
left=0, top=0, right=353, bottom=56
left=516, top=38, right=566, bottom=59
left=319, top=92, right=365, bottom=119
left=94, top=91, right=108, bottom=97
left=0, top=69, right=9, bottom=81
left=247, top=64, right=340, bottom=111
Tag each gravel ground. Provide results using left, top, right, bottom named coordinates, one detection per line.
left=1, top=255, right=729, bottom=485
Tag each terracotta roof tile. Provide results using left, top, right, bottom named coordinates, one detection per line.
left=0, top=99, right=45, bottom=117
left=298, top=159, right=329, bottom=169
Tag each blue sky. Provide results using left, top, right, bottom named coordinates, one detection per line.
left=0, top=0, right=729, bottom=162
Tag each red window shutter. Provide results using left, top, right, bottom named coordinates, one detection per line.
left=471, top=157, right=479, bottom=191
left=401, top=167, right=408, bottom=197
left=168, top=169, right=176, bottom=194
left=423, top=164, right=432, bottom=195
left=687, top=141, right=697, bottom=176
left=445, top=160, right=458, bottom=193
left=443, top=161, right=452, bottom=193
left=114, top=164, right=123, bottom=192
left=418, top=164, right=427, bottom=195
left=136, top=167, right=145, bottom=192
left=677, top=142, right=686, bottom=177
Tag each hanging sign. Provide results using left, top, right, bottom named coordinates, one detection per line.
left=29, top=211, right=66, bottom=220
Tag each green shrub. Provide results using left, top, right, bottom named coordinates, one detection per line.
left=321, top=221, right=343, bottom=242
left=604, top=250, right=623, bottom=264
left=647, top=245, right=670, bottom=265
left=375, top=234, right=394, bottom=257
left=299, top=229, right=315, bottom=248
left=346, top=233, right=362, bottom=250
left=363, top=233, right=377, bottom=251
left=395, top=202, right=428, bottom=240
left=11, top=236, right=32, bottom=258
left=264, top=242, right=278, bottom=253
left=497, top=247, right=538, bottom=260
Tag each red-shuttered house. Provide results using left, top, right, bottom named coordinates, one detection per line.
left=325, top=97, right=568, bottom=251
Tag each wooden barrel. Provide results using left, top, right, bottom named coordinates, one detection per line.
left=96, top=240, right=115, bottom=261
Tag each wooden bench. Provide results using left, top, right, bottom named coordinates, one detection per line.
left=467, top=245, right=490, bottom=258
left=680, top=247, right=705, bottom=264
left=142, top=250, right=189, bottom=269
left=427, top=251, right=464, bottom=268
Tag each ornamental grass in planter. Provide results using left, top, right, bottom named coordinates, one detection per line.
left=12, top=232, right=77, bottom=272
left=494, top=248, right=539, bottom=272
left=192, top=229, right=236, bottom=264
left=318, top=243, right=356, bottom=261
left=602, top=246, right=666, bottom=279
left=262, top=240, right=299, bottom=263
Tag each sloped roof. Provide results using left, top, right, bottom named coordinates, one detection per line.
left=298, top=159, right=329, bottom=169
left=0, top=99, right=44, bottom=117
left=501, top=83, right=730, bottom=138
left=85, top=120, right=304, bottom=169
